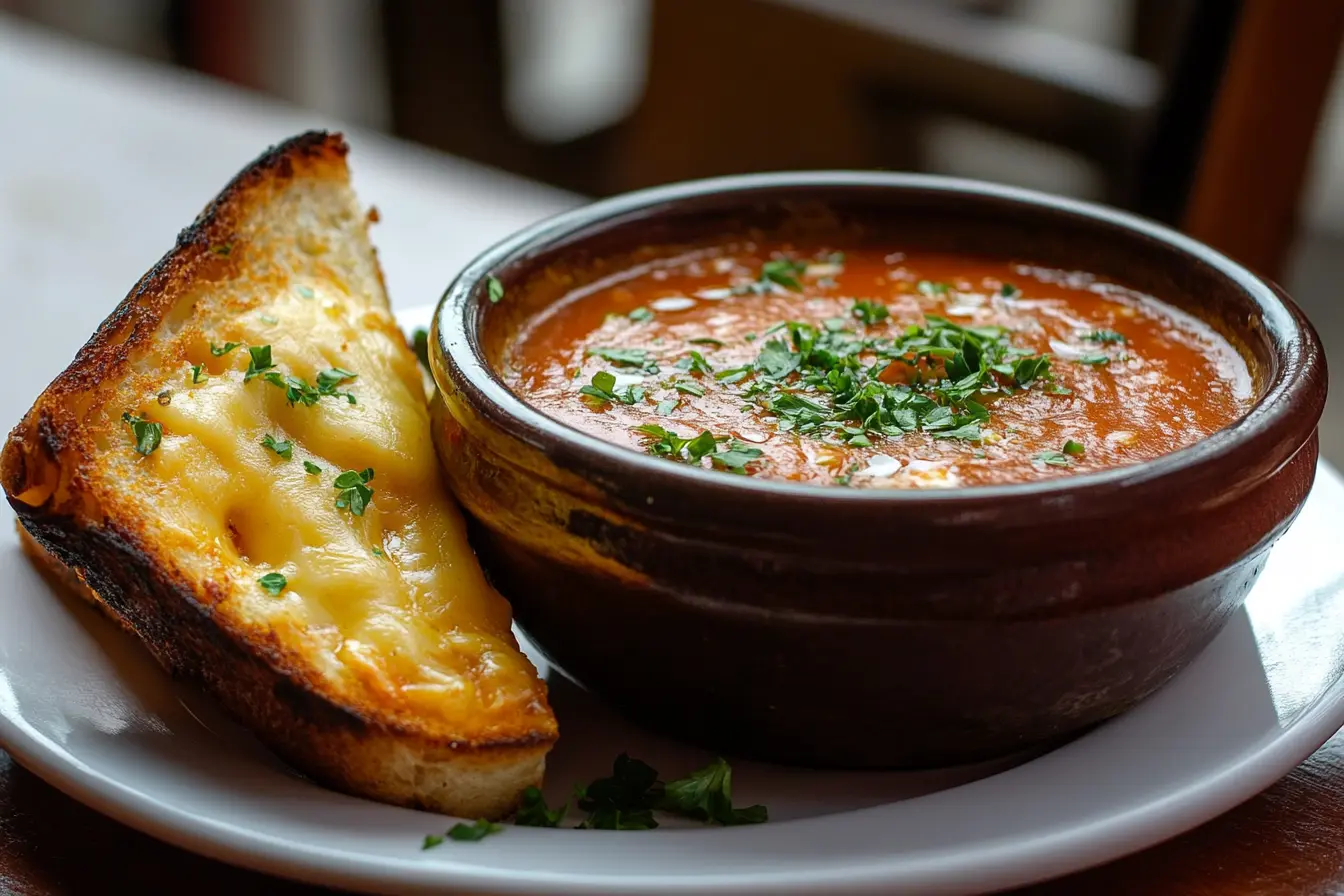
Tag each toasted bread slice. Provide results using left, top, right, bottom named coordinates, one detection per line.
left=1, top=132, right=557, bottom=819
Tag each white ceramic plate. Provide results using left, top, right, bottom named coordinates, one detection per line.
left=1, top=307, right=1343, bottom=896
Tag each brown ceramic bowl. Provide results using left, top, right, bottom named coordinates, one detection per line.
left=429, top=173, right=1327, bottom=769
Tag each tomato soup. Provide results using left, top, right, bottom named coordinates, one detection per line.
left=505, top=245, right=1253, bottom=488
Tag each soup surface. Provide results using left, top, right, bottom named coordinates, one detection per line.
left=506, top=245, right=1253, bottom=488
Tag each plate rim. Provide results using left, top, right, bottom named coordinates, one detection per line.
left=3, top=606, right=1344, bottom=896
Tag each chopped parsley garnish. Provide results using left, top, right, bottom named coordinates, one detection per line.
left=999, top=282, right=1021, bottom=298
left=1075, top=353, right=1111, bottom=365
left=628, top=306, right=654, bottom=322
left=917, top=280, right=950, bottom=297
left=121, top=412, right=162, bottom=456
left=189, top=363, right=206, bottom=384
left=758, top=258, right=807, bottom=292
left=851, top=300, right=890, bottom=326
left=411, top=327, right=430, bottom=370
left=583, top=302, right=1056, bottom=476
left=452, top=820, right=504, bottom=841
left=709, top=441, right=764, bottom=474
left=243, top=345, right=275, bottom=381
left=260, top=434, right=293, bottom=459
left=715, top=365, right=752, bottom=384
left=674, top=350, right=714, bottom=376
left=1034, top=450, right=1072, bottom=467
left=210, top=341, right=241, bottom=357
left=316, top=367, right=358, bottom=398
left=423, top=819, right=504, bottom=847
left=725, top=315, right=1052, bottom=448
left=633, top=425, right=763, bottom=473
left=333, top=467, right=375, bottom=516
left=372, top=546, right=385, bottom=558
left=575, top=753, right=662, bottom=830
left=211, top=242, right=233, bottom=257
left=1063, top=439, right=1086, bottom=456
left=262, top=372, right=314, bottom=405
left=514, top=786, right=566, bottom=828
left=257, top=366, right=358, bottom=407
left=579, top=371, right=643, bottom=406
left=303, top=460, right=322, bottom=475
left=413, top=754, right=768, bottom=839
left=931, top=421, right=984, bottom=441
left=258, top=572, right=287, bottom=595
left=835, top=461, right=861, bottom=486
left=688, top=337, right=724, bottom=347
left=487, top=275, right=505, bottom=304
left=659, top=757, right=767, bottom=826
left=634, top=424, right=718, bottom=463
left=587, top=346, right=658, bottom=373
left=755, top=339, right=801, bottom=380
left=1011, top=355, right=1051, bottom=387
left=1082, top=329, right=1127, bottom=344
left=572, top=754, right=767, bottom=830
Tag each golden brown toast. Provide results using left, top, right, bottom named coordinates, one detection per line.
left=1, top=132, right=557, bottom=819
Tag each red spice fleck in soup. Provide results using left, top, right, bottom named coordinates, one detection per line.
left=505, top=245, right=1253, bottom=488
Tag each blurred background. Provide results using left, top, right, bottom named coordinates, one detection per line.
left=3, top=0, right=1343, bottom=463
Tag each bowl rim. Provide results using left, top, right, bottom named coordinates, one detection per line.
left=433, top=170, right=1325, bottom=506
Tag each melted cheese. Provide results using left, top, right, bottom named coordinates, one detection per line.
left=124, top=285, right=544, bottom=727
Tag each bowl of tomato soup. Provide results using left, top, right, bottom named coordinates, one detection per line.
left=429, top=172, right=1326, bottom=768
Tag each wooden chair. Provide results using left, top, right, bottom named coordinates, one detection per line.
left=1179, top=0, right=1344, bottom=279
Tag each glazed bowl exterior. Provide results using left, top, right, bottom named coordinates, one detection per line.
left=430, top=173, right=1327, bottom=768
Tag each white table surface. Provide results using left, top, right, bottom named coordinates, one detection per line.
left=0, top=13, right=579, bottom=435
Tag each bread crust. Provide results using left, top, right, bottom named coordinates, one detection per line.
left=1, top=132, right=555, bottom=820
